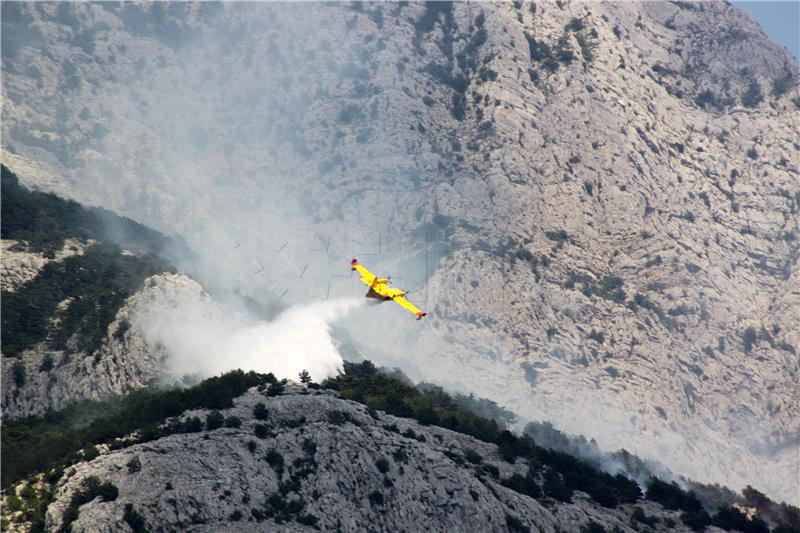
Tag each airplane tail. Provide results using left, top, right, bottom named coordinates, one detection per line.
left=351, top=258, right=359, bottom=271
left=415, top=312, right=427, bottom=321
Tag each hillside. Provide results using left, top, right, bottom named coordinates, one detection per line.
left=1, top=0, right=798, bottom=503
left=1, top=165, right=202, bottom=419
left=3, top=363, right=797, bottom=533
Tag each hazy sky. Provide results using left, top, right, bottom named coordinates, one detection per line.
left=733, top=1, right=800, bottom=62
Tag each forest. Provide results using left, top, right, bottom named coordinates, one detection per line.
left=1, top=165, right=181, bottom=358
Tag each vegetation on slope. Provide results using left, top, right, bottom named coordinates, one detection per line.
left=1, top=242, right=172, bottom=357
left=1, top=165, right=185, bottom=358
left=325, top=362, right=641, bottom=507
left=524, top=420, right=800, bottom=532
left=2, top=370, right=276, bottom=489
left=3, top=363, right=796, bottom=532
left=1, top=164, right=189, bottom=259
left=323, top=361, right=797, bottom=532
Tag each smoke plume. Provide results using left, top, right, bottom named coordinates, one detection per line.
left=138, top=297, right=363, bottom=383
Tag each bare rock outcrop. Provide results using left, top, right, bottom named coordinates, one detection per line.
left=1, top=270, right=210, bottom=420
left=43, top=385, right=694, bottom=533
left=1, top=238, right=88, bottom=291
left=2, top=1, right=797, bottom=502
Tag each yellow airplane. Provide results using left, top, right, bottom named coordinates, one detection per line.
left=351, top=259, right=427, bottom=320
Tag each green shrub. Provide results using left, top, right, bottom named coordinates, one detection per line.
left=2, top=243, right=170, bottom=358
left=113, top=319, right=130, bottom=341
left=646, top=478, right=702, bottom=512
left=254, top=424, right=272, bottom=439
left=680, top=510, right=712, bottom=531
left=206, top=411, right=224, bottom=431
left=12, top=361, right=26, bottom=387
left=501, top=470, right=541, bottom=498
left=695, top=90, right=723, bottom=110
left=506, top=513, right=530, bottom=533
left=266, top=381, right=285, bottom=397
left=463, top=448, right=483, bottom=464
left=302, top=438, right=317, bottom=457
left=6, top=492, right=23, bottom=512
left=481, top=463, right=499, bottom=477
left=772, top=71, right=795, bottom=97
left=668, top=304, right=692, bottom=317
left=60, top=476, right=118, bottom=532
left=224, top=416, right=241, bottom=428
left=743, top=327, right=758, bottom=353
left=368, top=490, right=384, bottom=506
left=581, top=521, right=606, bottom=533
left=126, top=456, right=141, bottom=474
left=327, top=410, right=352, bottom=425
left=39, top=354, right=54, bottom=372
left=597, top=276, right=625, bottom=302
left=123, top=503, right=148, bottom=532
left=282, top=416, right=306, bottom=429
left=265, top=449, right=284, bottom=474
left=525, top=34, right=552, bottom=61
left=82, top=446, right=100, bottom=462
left=1, top=165, right=186, bottom=258
left=253, top=403, right=269, bottom=420
left=712, top=505, right=769, bottom=533
left=443, top=449, right=464, bottom=465
left=297, top=513, right=318, bottom=526
left=261, top=491, right=306, bottom=523
left=392, top=448, right=408, bottom=464
left=587, top=330, right=605, bottom=344
left=741, top=79, right=763, bottom=108
left=182, top=417, right=203, bottom=433
left=543, top=468, right=572, bottom=502
left=545, top=229, right=569, bottom=244
left=631, top=506, right=659, bottom=526
left=375, top=457, right=390, bottom=474
left=565, top=17, right=585, bottom=32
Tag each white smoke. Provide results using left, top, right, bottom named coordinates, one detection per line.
left=138, top=296, right=363, bottom=382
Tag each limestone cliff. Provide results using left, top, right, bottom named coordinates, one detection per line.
left=2, top=1, right=797, bottom=502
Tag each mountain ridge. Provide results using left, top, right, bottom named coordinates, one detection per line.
left=2, top=0, right=798, bottom=503
left=4, top=363, right=798, bottom=533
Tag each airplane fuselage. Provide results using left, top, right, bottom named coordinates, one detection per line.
left=351, top=258, right=426, bottom=319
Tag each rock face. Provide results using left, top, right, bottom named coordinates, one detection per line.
left=43, top=384, right=693, bottom=533
left=0, top=267, right=208, bottom=420
left=1, top=238, right=89, bottom=291
left=2, top=1, right=798, bottom=501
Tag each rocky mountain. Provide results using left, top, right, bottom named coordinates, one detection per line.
left=0, top=166, right=209, bottom=419
left=5, top=363, right=798, bottom=533
left=2, top=0, right=798, bottom=505
left=5, top=167, right=798, bottom=533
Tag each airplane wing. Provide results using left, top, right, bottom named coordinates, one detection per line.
left=351, top=259, right=376, bottom=287
left=392, top=296, right=427, bottom=320
left=384, top=286, right=406, bottom=298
